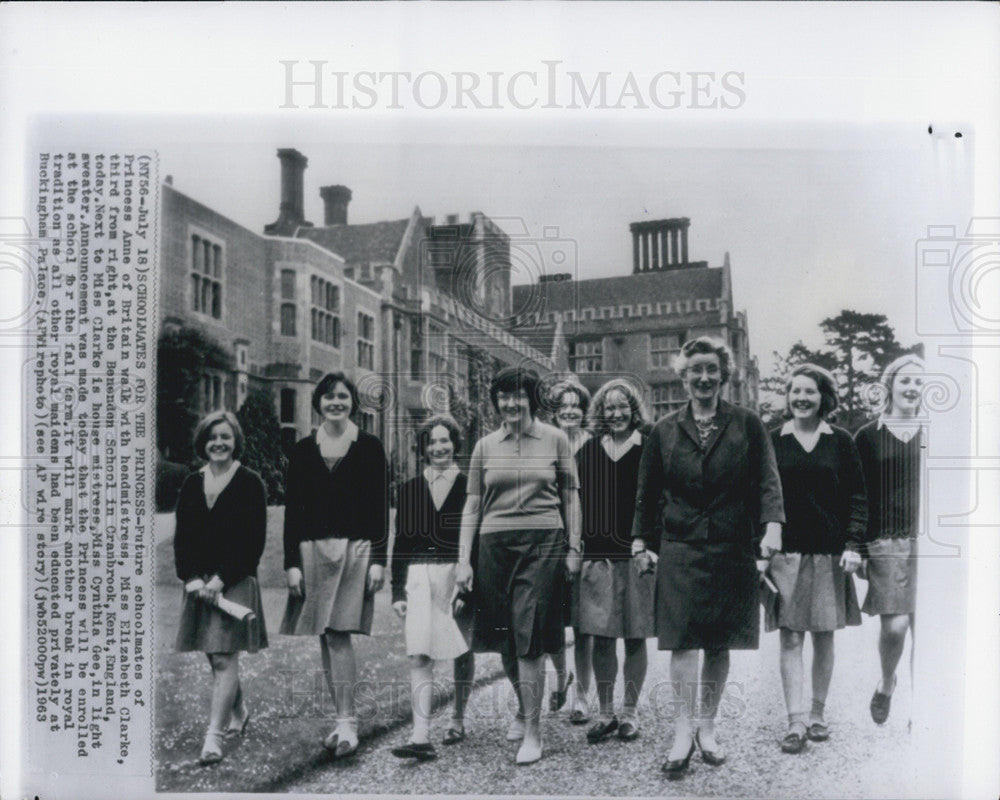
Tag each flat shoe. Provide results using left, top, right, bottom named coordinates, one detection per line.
left=806, top=722, right=830, bottom=742
left=515, top=739, right=542, bottom=765
left=442, top=727, right=465, bottom=745
left=548, top=671, right=574, bottom=712
left=391, top=741, right=437, bottom=761
left=661, top=740, right=696, bottom=779
left=586, top=717, right=619, bottom=744
left=569, top=704, right=590, bottom=725
left=694, top=729, right=726, bottom=766
left=780, top=730, right=807, bottom=754
left=870, top=676, right=896, bottom=725
left=198, top=732, right=224, bottom=766
left=506, top=717, right=526, bottom=741
left=617, top=720, right=639, bottom=741
left=226, top=708, right=251, bottom=738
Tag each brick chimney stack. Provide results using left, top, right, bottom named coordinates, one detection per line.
left=320, top=185, right=352, bottom=226
left=629, top=217, right=692, bottom=273
left=265, top=148, right=312, bottom=236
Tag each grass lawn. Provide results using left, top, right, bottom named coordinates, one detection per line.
left=154, top=508, right=503, bottom=793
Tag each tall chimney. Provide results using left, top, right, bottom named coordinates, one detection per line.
left=320, top=185, right=352, bottom=226
left=264, top=148, right=311, bottom=236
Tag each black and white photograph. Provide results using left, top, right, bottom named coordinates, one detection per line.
left=2, top=4, right=998, bottom=799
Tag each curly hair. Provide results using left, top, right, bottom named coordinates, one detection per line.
left=588, top=378, right=648, bottom=437
left=673, top=336, right=733, bottom=385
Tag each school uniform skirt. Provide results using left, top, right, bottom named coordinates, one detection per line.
left=280, top=537, right=375, bottom=636
left=862, top=537, right=918, bottom=616
left=768, top=552, right=861, bottom=632
left=404, top=562, right=470, bottom=660
left=175, top=575, right=268, bottom=654
left=472, top=528, right=566, bottom=659
left=577, top=558, right=656, bottom=640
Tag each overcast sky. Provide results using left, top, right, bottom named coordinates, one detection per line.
left=46, top=118, right=972, bottom=372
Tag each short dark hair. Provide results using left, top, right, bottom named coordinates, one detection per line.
left=553, top=380, right=591, bottom=417
left=417, top=414, right=463, bottom=460
left=674, top=336, right=733, bottom=385
left=193, top=410, right=245, bottom=461
left=784, top=364, right=839, bottom=420
left=489, top=366, right=542, bottom=417
left=311, top=371, right=360, bottom=418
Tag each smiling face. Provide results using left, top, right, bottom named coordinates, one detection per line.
left=682, top=352, right=723, bottom=404
left=890, top=363, right=924, bottom=416
left=787, top=374, right=822, bottom=422
left=603, top=388, right=633, bottom=436
left=319, top=381, right=353, bottom=423
left=205, top=421, right=236, bottom=466
left=496, top=388, right=532, bottom=427
left=425, top=424, right=456, bottom=469
left=555, top=390, right=585, bottom=433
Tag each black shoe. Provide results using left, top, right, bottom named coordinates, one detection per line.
left=694, top=729, right=726, bottom=766
left=549, top=671, right=574, bottom=712
left=806, top=721, right=830, bottom=742
left=617, top=720, right=639, bottom=741
left=586, top=717, right=618, bottom=744
left=391, top=742, right=438, bottom=761
left=870, top=676, right=896, bottom=725
left=662, top=739, right=696, bottom=779
left=442, top=727, right=465, bottom=746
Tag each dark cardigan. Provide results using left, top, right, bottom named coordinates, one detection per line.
left=173, top=465, right=267, bottom=589
left=854, top=420, right=922, bottom=553
left=282, top=429, right=390, bottom=570
left=770, top=424, right=867, bottom=555
left=577, top=435, right=644, bottom=560
left=390, top=472, right=468, bottom=603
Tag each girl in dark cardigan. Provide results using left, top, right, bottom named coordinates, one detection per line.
left=855, top=354, right=925, bottom=725
left=575, top=379, right=653, bottom=745
left=280, top=372, right=389, bottom=759
left=174, top=411, right=268, bottom=766
left=390, top=415, right=474, bottom=761
left=768, top=365, right=866, bottom=754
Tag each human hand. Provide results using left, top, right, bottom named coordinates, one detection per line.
left=199, top=574, right=224, bottom=604
left=367, top=564, right=385, bottom=594
left=392, top=600, right=407, bottom=618
left=756, top=559, right=770, bottom=574
left=455, top=562, right=474, bottom=593
left=185, top=578, right=206, bottom=595
left=634, top=550, right=657, bottom=576
left=565, top=549, right=582, bottom=580
left=840, top=549, right=862, bottom=574
left=286, top=567, right=304, bottom=598
left=759, top=523, right=783, bottom=559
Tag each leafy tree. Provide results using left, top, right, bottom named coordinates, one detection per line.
left=157, top=324, right=233, bottom=465
left=237, top=388, right=288, bottom=505
left=760, top=311, right=918, bottom=431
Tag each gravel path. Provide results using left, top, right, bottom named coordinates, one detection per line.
left=282, top=622, right=917, bottom=797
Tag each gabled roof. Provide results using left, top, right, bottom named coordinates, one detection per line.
left=512, top=266, right=723, bottom=312
left=295, top=219, right=411, bottom=265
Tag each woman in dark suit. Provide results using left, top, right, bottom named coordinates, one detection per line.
left=631, top=337, right=785, bottom=778
left=280, top=372, right=389, bottom=759
left=390, top=415, right=475, bottom=761
left=173, top=411, right=268, bottom=766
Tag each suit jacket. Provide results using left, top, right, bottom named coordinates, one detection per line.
left=631, top=400, right=785, bottom=553
left=173, top=465, right=267, bottom=588
left=390, top=472, right=468, bottom=603
left=282, top=429, right=390, bottom=570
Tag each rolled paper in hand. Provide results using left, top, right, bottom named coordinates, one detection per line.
left=214, top=596, right=255, bottom=620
